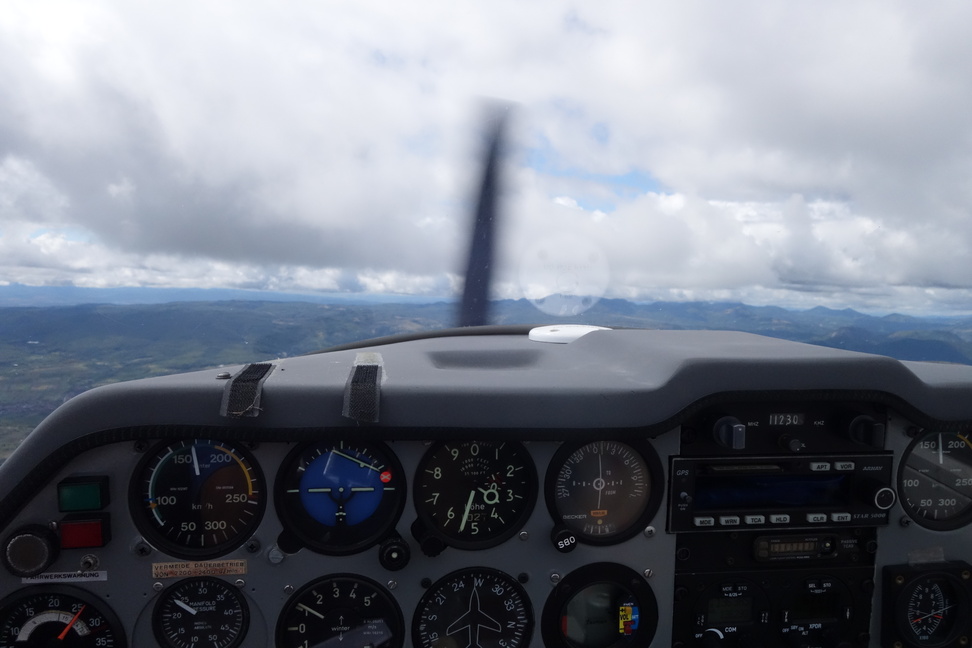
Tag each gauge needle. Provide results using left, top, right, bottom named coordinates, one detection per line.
left=331, top=449, right=380, bottom=472
left=938, top=433, right=944, bottom=464
left=57, top=605, right=85, bottom=640
left=460, top=490, right=476, bottom=532
left=174, top=599, right=198, bottom=615
left=191, top=445, right=201, bottom=476
left=296, top=603, right=325, bottom=619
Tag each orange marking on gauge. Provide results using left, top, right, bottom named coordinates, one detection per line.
left=591, top=509, right=608, bottom=518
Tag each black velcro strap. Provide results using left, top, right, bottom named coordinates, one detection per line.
left=342, top=357, right=382, bottom=423
left=220, top=363, right=274, bottom=418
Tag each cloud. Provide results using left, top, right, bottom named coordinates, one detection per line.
left=1, top=1, right=972, bottom=313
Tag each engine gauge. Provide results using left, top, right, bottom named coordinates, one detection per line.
left=275, top=574, right=403, bottom=648
left=275, top=440, right=406, bottom=554
left=898, top=430, right=972, bottom=530
left=0, top=586, right=127, bottom=647
left=153, top=577, right=248, bottom=648
left=885, top=567, right=972, bottom=648
left=413, top=440, right=537, bottom=550
left=545, top=440, right=663, bottom=544
left=412, top=567, right=533, bottom=648
left=131, top=439, right=266, bottom=559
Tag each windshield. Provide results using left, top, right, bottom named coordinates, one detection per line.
left=2, top=3, right=972, bottom=449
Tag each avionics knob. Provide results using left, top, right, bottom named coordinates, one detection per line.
left=713, top=417, right=746, bottom=450
left=699, top=628, right=726, bottom=647
left=2, top=524, right=59, bottom=577
left=551, top=526, right=578, bottom=553
left=378, top=533, right=411, bottom=571
left=847, top=415, right=886, bottom=447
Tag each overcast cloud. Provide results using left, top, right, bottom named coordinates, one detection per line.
left=2, top=1, right=972, bottom=314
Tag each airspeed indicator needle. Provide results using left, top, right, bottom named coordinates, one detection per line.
left=57, top=605, right=86, bottom=640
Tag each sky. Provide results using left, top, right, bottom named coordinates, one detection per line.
left=2, top=2, right=972, bottom=315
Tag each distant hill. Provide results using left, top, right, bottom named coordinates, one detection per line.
left=3, top=297, right=972, bottom=453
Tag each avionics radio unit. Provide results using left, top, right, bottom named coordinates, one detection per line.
left=668, top=454, right=895, bottom=533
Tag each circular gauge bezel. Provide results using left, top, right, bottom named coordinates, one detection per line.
left=0, top=585, right=128, bottom=647
left=152, top=577, right=249, bottom=648
left=412, top=567, right=533, bottom=648
left=130, top=438, right=266, bottom=559
left=544, top=439, right=664, bottom=545
left=274, top=440, right=406, bottom=555
left=897, top=429, right=972, bottom=531
left=413, top=440, right=538, bottom=550
left=541, top=562, right=658, bottom=648
left=894, top=572, right=970, bottom=647
left=275, top=573, right=404, bottom=648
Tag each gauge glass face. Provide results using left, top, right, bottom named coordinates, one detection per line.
left=153, top=577, right=248, bottom=648
left=898, top=430, right=972, bottom=530
left=547, top=441, right=655, bottom=544
left=414, top=441, right=537, bottom=549
left=131, top=439, right=265, bottom=559
left=897, top=575, right=968, bottom=646
left=276, top=440, right=405, bottom=554
left=0, top=586, right=127, bottom=648
left=541, top=563, right=658, bottom=648
left=412, top=567, right=532, bottom=648
left=276, top=575, right=403, bottom=648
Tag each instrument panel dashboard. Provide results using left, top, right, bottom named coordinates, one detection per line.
left=1, top=327, right=972, bottom=648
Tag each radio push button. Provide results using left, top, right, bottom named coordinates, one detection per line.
left=806, top=513, right=828, bottom=524
left=695, top=516, right=716, bottom=528
left=744, top=515, right=765, bottom=525
left=770, top=514, right=790, bottom=524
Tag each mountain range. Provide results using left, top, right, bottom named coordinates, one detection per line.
left=3, top=295, right=972, bottom=454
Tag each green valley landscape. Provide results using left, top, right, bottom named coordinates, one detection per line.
left=4, top=297, right=972, bottom=456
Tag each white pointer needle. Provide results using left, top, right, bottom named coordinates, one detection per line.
left=460, top=490, right=475, bottom=532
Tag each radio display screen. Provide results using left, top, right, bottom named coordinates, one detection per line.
left=693, top=474, right=850, bottom=510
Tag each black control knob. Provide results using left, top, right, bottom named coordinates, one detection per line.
left=858, top=479, right=896, bottom=510
left=378, top=533, right=410, bottom=571
left=847, top=415, right=886, bottom=447
left=2, top=524, right=59, bottom=577
left=713, top=417, right=746, bottom=450
left=550, top=526, right=578, bottom=553
left=699, top=628, right=726, bottom=647
left=410, top=519, right=446, bottom=558
left=779, top=435, right=805, bottom=452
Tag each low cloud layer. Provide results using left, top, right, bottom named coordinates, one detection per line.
left=2, top=1, right=972, bottom=314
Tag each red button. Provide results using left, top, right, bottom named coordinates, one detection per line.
left=60, top=517, right=110, bottom=549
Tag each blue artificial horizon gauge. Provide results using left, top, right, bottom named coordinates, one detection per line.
left=275, top=440, right=406, bottom=555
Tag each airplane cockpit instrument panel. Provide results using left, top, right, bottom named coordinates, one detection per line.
left=1, top=326, right=971, bottom=647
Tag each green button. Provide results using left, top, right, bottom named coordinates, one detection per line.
left=57, top=477, right=109, bottom=512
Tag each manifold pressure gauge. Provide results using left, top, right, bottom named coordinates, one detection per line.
left=153, top=577, right=249, bottom=648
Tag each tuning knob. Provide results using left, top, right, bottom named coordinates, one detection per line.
left=713, top=417, right=746, bottom=450
left=847, top=415, right=886, bottom=448
left=551, top=525, right=578, bottom=553
left=2, top=524, right=59, bottom=577
left=378, top=533, right=411, bottom=571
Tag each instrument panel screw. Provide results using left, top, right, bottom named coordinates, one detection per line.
left=643, top=526, right=655, bottom=538
left=387, top=580, right=398, bottom=591
left=518, top=531, right=529, bottom=541
left=643, top=569, right=654, bottom=579
left=421, top=578, right=433, bottom=588
left=134, top=541, right=152, bottom=557
left=216, top=372, right=232, bottom=380
left=134, top=440, right=148, bottom=453
left=550, top=572, right=561, bottom=584
left=899, top=516, right=912, bottom=528
left=153, top=582, right=163, bottom=592
left=283, top=584, right=294, bottom=595
left=235, top=579, right=245, bottom=588
left=245, top=539, right=261, bottom=553
left=518, top=573, right=529, bottom=584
